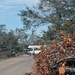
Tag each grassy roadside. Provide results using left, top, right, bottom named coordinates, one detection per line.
left=0, top=52, right=25, bottom=60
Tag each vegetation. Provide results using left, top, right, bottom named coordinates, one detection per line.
left=0, top=25, right=28, bottom=58
left=19, top=0, right=75, bottom=44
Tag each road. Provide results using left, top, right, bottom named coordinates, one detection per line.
left=0, top=55, right=35, bottom=75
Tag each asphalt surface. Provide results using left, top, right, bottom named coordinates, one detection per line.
left=0, top=55, right=35, bottom=75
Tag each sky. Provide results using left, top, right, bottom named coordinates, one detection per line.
left=0, top=0, right=48, bottom=34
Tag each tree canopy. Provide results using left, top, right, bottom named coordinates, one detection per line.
left=19, top=0, right=75, bottom=43
left=19, top=0, right=75, bottom=31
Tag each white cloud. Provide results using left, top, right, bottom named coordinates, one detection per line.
left=0, top=5, right=11, bottom=10
left=0, top=0, right=39, bottom=10
left=0, top=5, right=18, bottom=11
left=1, top=0, right=39, bottom=4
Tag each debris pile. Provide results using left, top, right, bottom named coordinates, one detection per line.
left=25, top=34, right=75, bottom=75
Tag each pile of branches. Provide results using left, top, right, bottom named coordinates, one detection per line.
left=25, top=33, right=75, bottom=75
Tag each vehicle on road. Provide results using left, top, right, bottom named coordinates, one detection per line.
left=27, top=48, right=41, bottom=55
left=51, top=56, right=75, bottom=75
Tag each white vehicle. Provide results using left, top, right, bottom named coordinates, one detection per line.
left=28, top=48, right=41, bottom=55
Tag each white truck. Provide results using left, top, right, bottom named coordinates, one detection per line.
left=28, top=48, right=41, bottom=55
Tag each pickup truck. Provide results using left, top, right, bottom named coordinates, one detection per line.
left=27, top=48, right=41, bottom=55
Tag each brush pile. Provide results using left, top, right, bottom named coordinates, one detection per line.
left=25, top=33, right=75, bottom=75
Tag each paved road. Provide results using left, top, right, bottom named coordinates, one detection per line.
left=0, top=55, right=35, bottom=75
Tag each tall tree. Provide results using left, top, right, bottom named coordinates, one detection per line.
left=0, top=25, right=8, bottom=50
left=19, top=0, right=75, bottom=34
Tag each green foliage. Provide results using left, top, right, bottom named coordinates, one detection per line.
left=0, top=25, right=27, bottom=54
